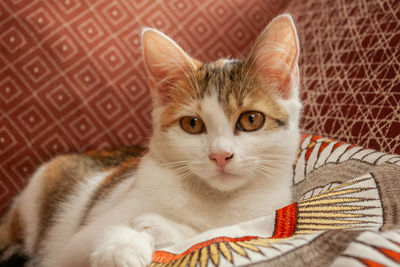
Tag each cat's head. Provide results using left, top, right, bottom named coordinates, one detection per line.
left=142, top=14, right=301, bottom=192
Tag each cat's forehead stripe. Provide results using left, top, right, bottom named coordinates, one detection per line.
left=198, top=60, right=245, bottom=115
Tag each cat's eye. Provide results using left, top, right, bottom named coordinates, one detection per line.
left=236, top=111, right=265, bottom=132
left=180, top=116, right=205, bottom=134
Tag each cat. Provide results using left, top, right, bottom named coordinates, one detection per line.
left=0, top=14, right=301, bottom=267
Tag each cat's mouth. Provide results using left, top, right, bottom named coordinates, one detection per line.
left=214, top=170, right=240, bottom=180
left=207, top=170, right=248, bottom=192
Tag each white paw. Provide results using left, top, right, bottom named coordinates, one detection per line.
left=132, top=214, right=183, bottom=248
left=90, top=226, right=154, bottom=267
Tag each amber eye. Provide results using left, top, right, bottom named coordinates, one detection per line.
left=180, top=116, right=205, bottom=134
left=236, top=111, right=265, bottom=132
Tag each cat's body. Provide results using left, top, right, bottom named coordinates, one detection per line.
left=0, top=14, right=301, bottom=267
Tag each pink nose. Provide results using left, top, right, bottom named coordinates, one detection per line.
left=209, top=152, right=233, bottom=169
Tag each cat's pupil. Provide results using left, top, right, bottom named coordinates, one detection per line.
left=190, top=118, right=197, bottom=128
left=248, top=114, right=255, bottom=124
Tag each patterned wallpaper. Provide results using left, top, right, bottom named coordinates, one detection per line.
left=289, top=0, right=400, bottom=154
left=0, top=0, right=287, bottom=212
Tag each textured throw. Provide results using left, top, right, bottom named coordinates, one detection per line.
left=150, top=135, right=400, bottom=267
left=289, top=0, right=400, bottom=154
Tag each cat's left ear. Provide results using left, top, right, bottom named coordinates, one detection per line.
left=246, top=14, right=300, bottom=99
left=142, top=28, right=198, bottom=106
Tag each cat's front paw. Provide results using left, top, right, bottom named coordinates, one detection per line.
left=90, top=226, right=154, bottom=267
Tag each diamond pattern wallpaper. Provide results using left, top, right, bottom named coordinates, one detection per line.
left=0, top=0, right=288, bottom=213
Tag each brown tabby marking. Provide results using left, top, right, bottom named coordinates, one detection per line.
left=9, top=208, right=23, bottom=244
left=160, top=60, right=288, bottom=130
left=83, top=146, right=146, bottom=169
left=80, top=156, right=143, bottom=226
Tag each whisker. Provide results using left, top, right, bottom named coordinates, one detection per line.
left=259, top=158, right=290, bottom=165
left=174, top=168, right=196, bottom=181
left=254, top=165, right=283, bottom=173
left=258, top=155, right=295, bottom=160
left=161, top=160, right=192, bottom=167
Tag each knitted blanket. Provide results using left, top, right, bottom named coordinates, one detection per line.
left=150, top=135, right=400, bottom=267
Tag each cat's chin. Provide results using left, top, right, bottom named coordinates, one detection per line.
left=205, top=172, right=249, bottom=192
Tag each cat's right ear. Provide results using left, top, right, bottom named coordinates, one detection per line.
left=142, top=28, right=198, bottom=106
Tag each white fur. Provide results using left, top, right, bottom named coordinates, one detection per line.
left=90, top=226, right=153, bottom=267
left=18, top=165, right=46, bottom=254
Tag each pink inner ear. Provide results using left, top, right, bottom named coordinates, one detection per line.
left=143, top=29, right=196, bottom=106
left=260, top=66, right=293, bottom=99
left=250, top=15, right=299, bottom=99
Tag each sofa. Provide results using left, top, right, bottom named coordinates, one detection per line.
left=1, top=0, right=399, bottom=266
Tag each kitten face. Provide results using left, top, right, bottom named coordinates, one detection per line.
left=143, top=15, right=301, bottom=191
left=150, top=60, right=300, bottom=191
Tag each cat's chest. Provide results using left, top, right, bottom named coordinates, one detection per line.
left=131, top=158, right=288, bottom=232
left=140, top=180, right=266, bottom=231
left=175, top=193, right=260, bottom=231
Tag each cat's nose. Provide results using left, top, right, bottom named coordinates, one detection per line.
left=209, top=152, right=233, bottom=170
